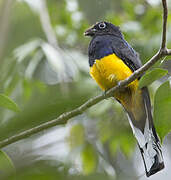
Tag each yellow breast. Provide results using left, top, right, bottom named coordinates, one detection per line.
left=90, top=53, right=145, bottom=120
left=90, top=53, right=138, bottom=91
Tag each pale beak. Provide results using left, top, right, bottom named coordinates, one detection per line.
left=84, top=28, right=96, bottom=36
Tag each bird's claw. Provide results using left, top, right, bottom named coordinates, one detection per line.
left=117, top=81, right=122, bottom=87
left=103, top=90, right=110, bottom=100
left=103, top=90, right=107, bottom=97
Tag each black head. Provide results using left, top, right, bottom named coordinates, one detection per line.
left=84, top=21, right=123, bottom=38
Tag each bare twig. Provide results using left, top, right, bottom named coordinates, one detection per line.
left=0, top=0, right=171, bottom=149
left=166, top=49, right=171, bottom=55
left=161, top=0, right=168, bottom=50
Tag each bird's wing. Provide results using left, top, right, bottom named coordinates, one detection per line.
left=110, top=36, right=142, bottom=72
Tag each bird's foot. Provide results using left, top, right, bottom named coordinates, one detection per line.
left=103, top=90, right=107, bottom=97
left=103, top=90, right=111, bottom=100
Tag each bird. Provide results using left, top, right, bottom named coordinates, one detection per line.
left=84, top=21, right=164, bottom=177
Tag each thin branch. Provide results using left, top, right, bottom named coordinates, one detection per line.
left=0, top=52, right=167, bottom=149
left=161, top=0, right=168, bottom=50
left=166, top=49, right=171, bottom=55
left=0, top=0, right=170, bottom=149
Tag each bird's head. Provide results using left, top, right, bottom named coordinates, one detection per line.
left=84, top=21, right=122, bottom=37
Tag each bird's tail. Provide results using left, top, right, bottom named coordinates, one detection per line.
left=126, top=87, right=164, bottom=177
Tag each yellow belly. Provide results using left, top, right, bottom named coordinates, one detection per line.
left=90, top=53, right=138, bottom=91
left=90, top=53, right=145, bottom=122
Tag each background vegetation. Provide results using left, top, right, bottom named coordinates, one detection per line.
left=0, top=0, right=170, bottom=179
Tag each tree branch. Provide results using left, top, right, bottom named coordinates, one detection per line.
left=166, top=49, right=171, bottom=55
left=0, top=0, right=170, bottom=149
left=161, top=0, right=168, bottom=50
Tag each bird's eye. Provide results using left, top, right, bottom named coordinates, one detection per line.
left=99, top=22, right=106, bottom=29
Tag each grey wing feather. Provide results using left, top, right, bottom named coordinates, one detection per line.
left=110, top=36, right=142, bottom=72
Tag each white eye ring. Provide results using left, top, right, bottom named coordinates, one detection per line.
left=99, top=22, right=106, bottom=29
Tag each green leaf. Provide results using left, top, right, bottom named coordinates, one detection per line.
left=68, top=124, right=85, bottom=149
left=138, top=68, right=168, bottom=88
left=154, top=81, right=171, bottom=141
left=0, top=150, right=15, bottom=177
left=0, top=94, right=20, bottom=112
left=81, top=143, right=97, bottom=175
left=120, top=134, right=136, bottom=156
left=109, top=133, right=136, bottom=157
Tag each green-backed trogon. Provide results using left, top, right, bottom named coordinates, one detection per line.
left=84, top=21, right=164, bottom=177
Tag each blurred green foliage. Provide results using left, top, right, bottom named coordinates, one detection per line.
left=0, top=93, right=20, bottom=112
left=138, top=68, right=168, bottom=88
left=0, top=0, right=170, bottom=179
left=154, top=81, right=171, bottom=141
left=81, top=143, right=98, bottom=174
left=0, top=150, right=15, bottom=178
